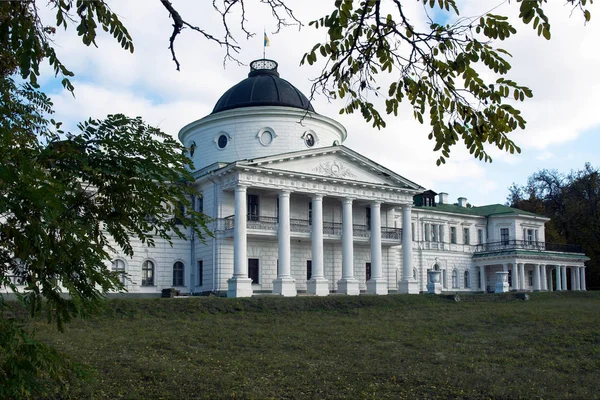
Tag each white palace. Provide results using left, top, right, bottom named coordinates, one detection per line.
left=111, top=60, right=589, bottom=297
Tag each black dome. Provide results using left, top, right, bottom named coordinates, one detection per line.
left=211, top=59, right=315, bottom=114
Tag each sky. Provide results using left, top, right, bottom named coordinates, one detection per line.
left=36, top=0, right=600, bottom=207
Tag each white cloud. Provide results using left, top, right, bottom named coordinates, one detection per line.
left=36, top=0, right=600, bottom=205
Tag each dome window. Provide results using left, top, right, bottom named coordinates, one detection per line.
left=189, top=141, right=196, bottom=157
left=257, top=127, right=277, bottom=146
left=302, top=130, right=318, bottom=148
left=214, top=132, right=231, bottom=150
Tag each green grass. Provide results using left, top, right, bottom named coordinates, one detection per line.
left=33, top=292, right=600, bottom=399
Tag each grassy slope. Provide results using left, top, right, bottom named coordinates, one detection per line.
left=35, top=292, right=600, bottom=399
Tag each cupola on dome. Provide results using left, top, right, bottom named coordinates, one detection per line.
left=211, top=59, right=315, bottom=114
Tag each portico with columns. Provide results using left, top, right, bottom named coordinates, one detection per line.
left=473, top=255, right=588, bottom=293
left=212, top=146, right=423, bottom=297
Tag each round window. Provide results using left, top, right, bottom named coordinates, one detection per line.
left=217, top=134, right=228, bottom=149
left=260, top=130, right=273, bottom=145
left=305, top=133, right=315, bottom=147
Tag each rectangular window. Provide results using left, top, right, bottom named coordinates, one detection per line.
left=439, top=225, right=444, bottom=242
left=174, top=202, right=185, bottom=225
left=425, top=224, right=430, bottom=242
left=248, top=258, right=259, bottom=284
left=198, top=260, right=203, bottom=286
left=528, top=269, right=533, bottom=287
left=366, top=206, right=371, bottom=230
left=478, top=229, right=483, bottom=245
left=198, top=196, right=203, bottom=214
left=247, top=194, right=259, bottom=221
left=501, top=228, right=509, bottom=245
left=527, top=229, right=534, bottom=244
left=477, top=270, right=482, bottom=289
left=307, top=260, right=312, bottom=280
left=432, top=224, right=439, bottom=242
left=366, top=262, right=372, bottom=281
left=308, top=201, right=312, bottom=225
left=463, top=228, right=470, bottom=245
left=450, top=227, right=457, bottom=244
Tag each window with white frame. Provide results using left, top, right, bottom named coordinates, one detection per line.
left=464, top=271, right=470, bottom=288
left=450, top=227, right=457, bottom=244
left=463, top=227, right=470, bottom=245
left=142, top=260, right=154, bottom=286
left=173, top=261, right=184, bottom=286
left=452, top=269, right=459, bottom=288
left=197, top=260, right=203, bottom=286
left=477, top=229, right=484, bottom=245
left=112, top=259, right=126, bottom=285
left=500, top=228, right=510, bottom=245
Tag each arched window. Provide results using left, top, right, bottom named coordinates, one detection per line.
left=173, top=261, right=185, bottom=286
left=413, top=268, right=418, bottom=281
left=464, top=270, right=470, bottom=288
left=452, top=269, right=459, bottom=288
left=142, top=260, right=154, bottom=286
left=112, top=259, right=126, bottom=285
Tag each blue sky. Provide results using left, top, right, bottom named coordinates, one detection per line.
left=37, top=0, right=600, bottom=207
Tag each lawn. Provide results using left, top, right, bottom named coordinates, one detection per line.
left=33, top=292, right=600, bottom=399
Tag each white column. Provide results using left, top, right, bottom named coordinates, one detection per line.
left=555, top=266, right=562, bottom=291
left=561, top=265, right=568, bottom=291
left=541, top=264, right=547, bottom=291
left=398, top=205, right=419, bottom=294
left=533, top=264, right=541, bottom=291
left=228, top=185, right=253, bottom=298
left=581, top=267, right=587, bottom=291
left=574, top=268, right=581, bottom=291
left=512, top=263, right=519, bottom=291
left=480, top=265, right=486, bottom=292
left=308, top=195, right=328, bottom=296
left=519, top=263, right=525, bottom=291
left=338, top=198, right=359, bottom=295
left=367, top=202, right=387, bottom=294
left=273, top=191, right=296, bottom=296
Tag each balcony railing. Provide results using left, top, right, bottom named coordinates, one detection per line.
left=475, top=240, right=584, bottom=254
left=221, top=215, right=402, bottom=240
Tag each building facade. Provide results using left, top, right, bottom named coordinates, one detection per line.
left=110, top=60, right=589, bottom=297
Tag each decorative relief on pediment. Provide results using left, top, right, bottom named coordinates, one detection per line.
left=312, top=160, right=357, bottom=179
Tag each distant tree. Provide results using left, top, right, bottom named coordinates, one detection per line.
left=508, top=164, right=600, bottom=289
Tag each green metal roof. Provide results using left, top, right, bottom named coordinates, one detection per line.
left=472, top=249, right=589, bottom=261
left=415, top=203, right=545, bottom=219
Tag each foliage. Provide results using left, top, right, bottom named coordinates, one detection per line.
left=29, top=293, right=600, bottom=399
left=508, top=164, right=600, bottom=289
left=301, top=0, right=593, bottom=165
left=3, top=1, right=595, bottom=165
left=1, top=2, right=210, bottom=397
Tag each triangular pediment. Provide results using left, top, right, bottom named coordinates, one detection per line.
left=238, top=146, right=423, bottom=190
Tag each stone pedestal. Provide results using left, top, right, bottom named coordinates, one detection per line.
left=398, top=280, right=419, bottom=294
left=495, top=271, right=509, bottom=293
left=227, top=277, right=253, bottom=298
left=338, top=278, right=360, bottom=295
left=307, top=277, right=329, bottom=296
left=273, top=277, right=297, bottom=297
left=366, top=278, right=388, bottom=295
left=427, top=270, right=442, bottom=295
